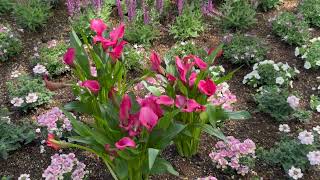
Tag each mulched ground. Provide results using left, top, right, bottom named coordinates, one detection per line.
left=0, top=0, right=320, bottom=179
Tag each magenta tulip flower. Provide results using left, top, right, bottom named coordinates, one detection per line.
left=150, top=51, right=162, bottom=74
left=194, top=55, right=207, bottom=70
left=139, top=106, right=159, bottom=131
left=137, top=96, right=163, bottom=117
left=167, top=73, right=177, bottom=83
left=120, top=94, right=131, bottom=122
left=110, top=24, right=125, bottom=43
left=80, top=80, right=100, bottom=94
left=189, top=72, right=197, bottom=87
left=90, top=19, right=107, bottom=36
left=109, top=40, right=127, bottom=60
left=63, top=48, right=75, bottom=67
left=115, top=137, right=136, bottom=150
left=156, top=95, right=174, bottom=106
left=175, top=95, right=204, bottom=112
left=175, top=56, right=194, bottom=83
left=198, top=79, right=217, bottom=96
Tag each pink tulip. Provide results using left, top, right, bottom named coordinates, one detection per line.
left=115, top=137, right=136, bottom=150
left=194, top=55, right=207, bottom=70
left=80, top=80, right=100, bottom=94
left=109, top=40, right=127, bottom=60
left=110, top=24, right=125, bottom=43
left=120, top=94, right=131, bottom=122
left=139, top=106, right=159, bottom=131
left=63, top=48, right=75, bottom=67
left=167, top=73, right=177, bottom=83
left=138, top=96, right=163, bottom=117
left=175, top=95, right=204, bottom=112
left=175, top=56, right=194, bottom=83
left=150, top=51, right=162, bottom=74
left=189, top=72, right=197, bottom=87
left=198, top=79, right=217, bottom=96
left=90, top=19, right=107, bottom=36
left=156, top=95, right=174, bottom=106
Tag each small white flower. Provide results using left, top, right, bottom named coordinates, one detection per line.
left=289, top=81, right=293, bottom=88
left=11, top=70, right=21, bottom=78
left=281, top=63, right=290, bottom=71
left=279, top=124, right=290, bottom=133
left=307, top=151, right=320, bottom=165
left=33, top=64, right=47, bottom=74
left=11, top=97, right=24, bottom=107
left=180, top=41, right=186, bottom=45
left=276, top=77, right=285, bottom=85
left=273, top=64, right=280, bottom=71
left=304, top=61, right=311, bottom=69
left=317, top=105, right=320, bottom=112
left=316, top=61, right=320, bottom=66
left=18, top=174, right=30, bottom=180
left=1, top=116, right=11, bottom=124
left=294, top=47, right=300, bottom=56
left=313, top=126, right=320, bottom=134
left=298, top=130, right=314, bottom=145
left=36, top=128, right=41, bottom=133
left=294, top=67, right=300, bottom=74
left=288, top=166, right=303, bottom=180
left=40, top=145, right=45, bottom=154
left=25, top=93, right=38, bottom=103
left=287, top=95, right=300, bottom=109
left=301, top=53, right=308, bottom=59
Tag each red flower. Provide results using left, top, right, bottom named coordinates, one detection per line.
left=110, top=23, right=125, bottom=43
left=109, top=41, right=127, bottom=60
left=63, top=48, right=75, bottom=67
left=166, top=73, right=177, bottom=83
left=90, top=19, right=107, bottom=36
left=175, top=95, right=205, bottom=112
left=175, top=56, right=194, bottom=83
left=156, top=95, right=174, bottom=106
left=115, top=137, right=136, bottom=150
left=198, top=79, right=217, bottom=96
left=119, top=94, right=132, bottom=128
left=188, top=72, right=197, bottom=87
left=47, top=134, right=60, bottom=150
left=80, top=80, right=100, bottom=94
left=139, top=106, right=159, bottom=131
left=150, top=51, right=164, bottom=74
left=194, top=55, right=207, bottom=70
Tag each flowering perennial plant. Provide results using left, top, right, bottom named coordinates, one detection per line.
left=310, top=95, right=320, bottom=113
left=0, top=24, right=22, bottom=62
left=295, top=37, right=320, bottom=70
left=209, top=136, right=256, bottom=176
left=42, top=153, right=88, bottom=180
left=298, top=0, right=320, bottom=27
left=243, top=60, right=299, bottom=88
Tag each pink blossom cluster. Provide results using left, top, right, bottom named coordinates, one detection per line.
left=37, top=107, right=72, bottom=133
left=209, top=136, right=256, bottom=176
left=42, top=153, right=88, bottom=180
left=208, top=82, right=237, bottom=111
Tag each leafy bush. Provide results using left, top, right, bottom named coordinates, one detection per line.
left=295, top=37, right=320, bottom=70
left=243, top=60, right=299, bottom=88
left=0, top=24, right=22, bottom=62
left=6, top=73, right=53, bottom=111
left=216, top=0, right=257, bottom=30
left=258, top=0, right=282, bottom=11
left=271, top=12, right=310, bottom=45
left=0, top=114, right=36, bottom=159
left=13, top=0, right=52, bottom=31
left=310, top=95, right=320, bottom=112
left=164, top=41, right=203, bottom=63
left=224, top=34, right=268, bottom=65
left=169, top=6, right=204, bottom=40
left=298, top=0, right=320, bottom=27
left=124, top=10, right=160, bottom=45
left=123, top=45, right=146, bottom=72
left=32, top=40, right=69, bottom=76
left=0, top=0, right=14, bottom=14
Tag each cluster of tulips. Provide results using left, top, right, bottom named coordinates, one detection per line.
left=46, top=19, right=250, bottom=180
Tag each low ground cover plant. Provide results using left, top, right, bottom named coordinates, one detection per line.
left=310, top=95, right=320, bottom=113
left=123, top=44, right=146, bottom=72
left=258, top=0, right=282, bottom=11
left=224, top=34, right=268, bottom=65
left=0, top=0, right=14, bottom=14
left=271, top=12, right=310, bottom=45
left=243, top=60, right=299, bottom=88
left=216, top=0, right=257, bottom=30
left=164, top=41, right=203, bottom=63
left=298, top=0, right=320, bottom=27
left=13, top=0, right=52, bottom=31
left=295, top=37, right=320, bottom=70
left=0, top=24, right=22, bottom=62
left=7, top=73, right=53, bottom=111
left=32, top=40, right=69, bottom=76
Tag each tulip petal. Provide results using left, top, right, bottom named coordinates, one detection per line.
left=63, top=48, right=75, bottom=67
left=139, top=106, right=158, bottom=131
left=90, top=19, right=108, bottom=36
left=115, top=137, right=136, bottom=150
left=156, top=95, right=174, bottom=106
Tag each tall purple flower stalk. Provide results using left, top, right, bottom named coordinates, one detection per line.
left=177, top=0, right=184, bottom=16
left=126, top=0, right=137, bottom=22
left=92, top=0, right=104, bottom=11
left=156, top=0, right=164, bottom=14
left=142, top=0, right=150, bottom=24
left=66, top=0, right=81, bottom=16
left=201, top=0, right=219, bottom=16
left=116, top=0, right=124, bottom=21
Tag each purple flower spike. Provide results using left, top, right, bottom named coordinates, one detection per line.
left=142, top=0, right=150, bottom=24
left=177, top=0, right=184, bottom=15
left=156, top=0, right=164, bottom=14
left=116, top=0, right=124, bottom=21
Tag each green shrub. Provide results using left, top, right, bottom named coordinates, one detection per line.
left=258, top=0, right=282, bottom=11
left=295, top=37, right=320, bottom=70
left=32, top=40, right=69, bottom=76
left=124, top=10, right=160, bottom=45
left=298, top=0, right=320, bottom=27
left=243, top=60, right=299, bottom=88
left=169, top=6, right=204, bottom=40
left=13, top=0, right=52, bottom=31
left=0, top=0, right=14, bottom=14
left=272, top=12, right=310, bottom=45
left=310, top=95, right=320, bottom=112
left=216, top=0, right=257, bottom=30
left=123, top=45, right=146, bottom=72
left=0, top=24, right=22, bottom=62
left=224, top=34, right=268, bottom=65
left=6, top=73, right=53, bottom=111
left=164, top=41, right=203, bottom=63
left=0, top=108, right=36, bottom=159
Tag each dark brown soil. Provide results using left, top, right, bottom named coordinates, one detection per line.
left=1, top=0, right=320, bottom=180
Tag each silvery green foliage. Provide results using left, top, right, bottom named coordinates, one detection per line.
left=298, top=0, right=320, bottom=27
left=243, top=60, right=299, bottom=88
left=295, top=37, right=320, bottom=70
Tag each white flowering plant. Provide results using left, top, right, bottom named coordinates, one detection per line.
left=224, top=34, right=268, bottom=65
left=258, top=127, right=320, bottom=179
left=243, top=60, right=299, bottom=88
left=253, top=86, right=311, bottom=122
left=32, top=40, right=70, bottom=76
left=295, top=37, right=320, bottom=70
left=122, top=44, right=146, bottom=72
left=298, top=0, right=320, bottom=27
left=0, top=24, right=22, bottom=62
left=272, top=12, right=310, bottom=46
left=6, top=74, right=53, bottom=111
left=310, top=95, right=320, bottom=113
